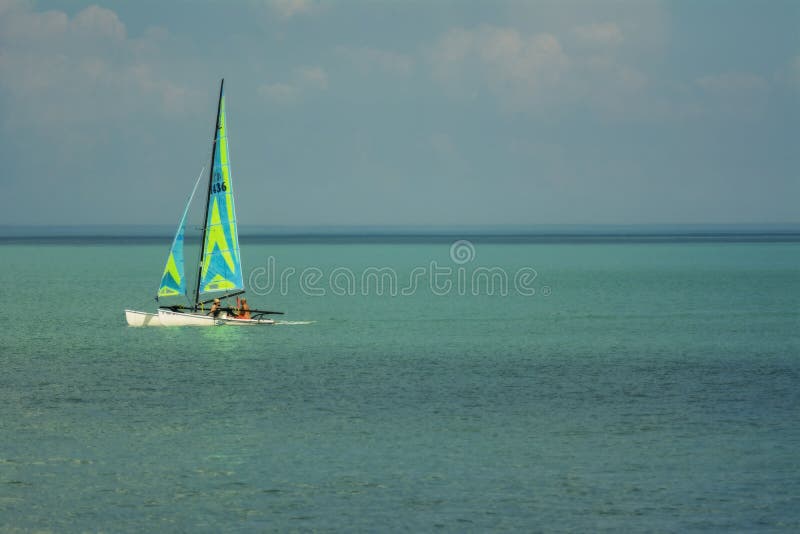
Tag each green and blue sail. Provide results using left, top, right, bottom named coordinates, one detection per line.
left=198, top=89, right=244, bottom=295
left=157, top=170, right=203, bottom=298
left=157, top=83, right=244, bottom=300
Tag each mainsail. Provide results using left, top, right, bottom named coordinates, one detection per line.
left=157, top=169, right=204, bottom=299
left=197, top=81, right=244, bottom=296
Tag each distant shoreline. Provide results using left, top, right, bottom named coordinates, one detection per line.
left=1, top=224, right=799, bottom=245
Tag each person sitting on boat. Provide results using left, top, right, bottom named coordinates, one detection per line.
left=208, top=298, right=221, bottom=317
left=234, top=297, right=251, bottom=320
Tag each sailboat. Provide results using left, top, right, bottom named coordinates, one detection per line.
left=125, top=79, right=282, bottom=326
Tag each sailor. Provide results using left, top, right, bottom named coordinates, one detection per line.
left=208, top=298, right=221, bottom=317
left=238, top=298, right=251, bottom=320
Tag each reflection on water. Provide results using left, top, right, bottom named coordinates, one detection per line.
left=197, top=323, right=244, bottom=349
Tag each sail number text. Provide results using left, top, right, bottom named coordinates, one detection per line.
left=212, top=171, right=227, bottom=194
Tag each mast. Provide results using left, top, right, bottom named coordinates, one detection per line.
left=194, top=78, right=224, bottom=308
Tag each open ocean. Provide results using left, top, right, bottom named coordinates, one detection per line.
left=1, top=235, right=798, bottom=531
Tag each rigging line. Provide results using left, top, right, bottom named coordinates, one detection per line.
left=181, top=166, right=206, bottom=303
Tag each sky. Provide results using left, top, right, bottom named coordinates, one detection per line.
left=0, top=0, right=797, bottom=227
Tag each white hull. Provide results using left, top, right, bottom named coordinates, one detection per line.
left=158, top=308, right=221, bottom=326
left=218, top=315, right=276, bottom=326
left=157, top=308, right=275, bottom=326
left=125, top=309, right=163, bottom=327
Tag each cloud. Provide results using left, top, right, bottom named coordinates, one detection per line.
left=428, top=23, right=651, bottom=116
left=258, top=65, right=328, bottom=105
left=267, top=0, right=317, bottom=19
left=0, top=0, right=23, bottom=17
left=258, top=82, right=298, bottom=103
left=0, top=3, right=195, bottom=128
left=505, top=0, right=668, bottom=51
left=571, top=22, right=623, bottom=47
left=295, top=66, right=328, bottom=89
left=72, top=5, right=126, bottom=40
left=0, top=3, right=125, bottom=46
left=430, top=25, right=569, bottom=111
left=574, top=54, right=648, bottom=110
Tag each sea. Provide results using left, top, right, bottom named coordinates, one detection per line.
left=1, top=229, right=798, bottom=532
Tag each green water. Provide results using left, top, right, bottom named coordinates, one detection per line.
left=1, top=241, right=798, bottom=531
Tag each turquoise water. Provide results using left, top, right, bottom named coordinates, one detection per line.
left=1, top=240, right=798, bottom=531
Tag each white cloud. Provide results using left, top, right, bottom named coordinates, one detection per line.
left=72, top=5, right=126, bottom=41
left=505, top=0, right=668, bottom=52
left=267, top=0, right=317, bottom=19
left=258, top=65, right=328, bottom=105
left=417, top=0, right=680, bottom=119
left=0, top=0, right=24, bottom=17
left=0, top=3, right=195, bottom=128
left=572, top=22, right=623, bottom=47
left=258, top=82, right=298, bottom=103
left=428, top=22, right=656, bottom=117
left=430, top=25, right=569, bottom=111
left=295, top=66, right=328, bottom=89
left=336, top=46, right=414, bottom=76
left=0, top=5, right=68, bottom=43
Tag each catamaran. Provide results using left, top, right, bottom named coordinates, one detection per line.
left=125, top=79, right=282, bottom=326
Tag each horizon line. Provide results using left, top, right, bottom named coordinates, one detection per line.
left=1, top=222, right=799, bottom=231
left=1, top=222, right=799, bottom=244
